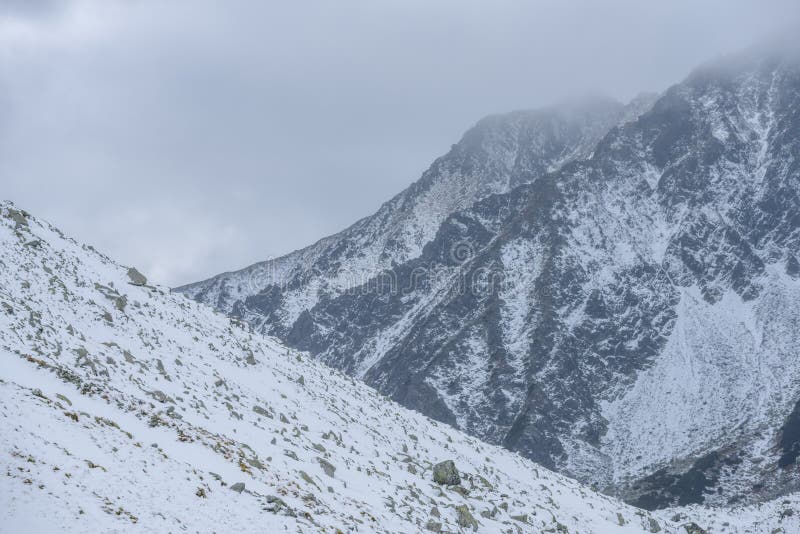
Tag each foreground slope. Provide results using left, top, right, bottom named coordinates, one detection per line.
left=0, top=202, right=724, bottom=533
left=184, top=42, right=800, bottom=507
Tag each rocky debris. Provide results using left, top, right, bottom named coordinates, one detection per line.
left=150, top=390, right=172, bottom=404
left=264, top=495, right=295, bottom=516
left=253, top=405, right=271, bottom=418
left=455, top=504, right=478, bottom=531
left=126, top=267, right=147, bottom=286
left=6, top=208, right=28, bottom=227
left=424, top=519, right=441, bottom=532
left=432, top=460, right=460, bottom=486
left=682, top=523, right=708, bottom=534
left=317, top=458, right=336, bottom=478
left=510, top=513, right=528, bottom=523
left=451, top=485, right=469, bottom=497
left=299, top=470, right=320, bottom=490
left=230, top=482, right=245, bottom=493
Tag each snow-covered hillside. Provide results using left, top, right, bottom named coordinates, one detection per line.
left=3, top=201, right=766, bottom=533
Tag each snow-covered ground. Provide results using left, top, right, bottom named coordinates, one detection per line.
left=1, top=201, right=798, bottom=532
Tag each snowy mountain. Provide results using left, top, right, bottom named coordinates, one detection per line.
left=7, top=201, right=777, bottom=533
left=177, top=95, right=650, bottom=329
left=178, top=41, right=800, bottom=510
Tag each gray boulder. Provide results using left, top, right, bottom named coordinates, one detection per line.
left=7, top=208, right=28, bottom=227
left=127, top=267, right=147, bottom=286
left=230, top=482, right=245, bottom=493
left=432, top=460, right=460, bottom=486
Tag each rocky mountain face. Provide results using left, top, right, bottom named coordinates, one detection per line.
left=177, top=95, right=646, bottom=329
left=178, top=44, right=800, bottom=510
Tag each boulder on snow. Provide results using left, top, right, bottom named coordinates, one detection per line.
left=432, top=460, right=460, bottom=486
left=127, top=267, right=147, bottom=286
left=230, top=482, right=245, bottom=493
left=6, top=208, right=28, bottom=227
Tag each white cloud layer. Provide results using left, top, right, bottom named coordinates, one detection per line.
left=1, top=0, right=797, bottom=285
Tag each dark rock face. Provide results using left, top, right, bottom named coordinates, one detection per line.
left=179, top=44, right=800, bottom=507
left=779, top=399, right=800, bottom=468
left=629, top=453, right=725, bottom=510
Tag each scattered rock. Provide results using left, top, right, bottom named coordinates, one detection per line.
left=451, top=485, right=469, bottom=497
left=253, top=405, right=271, bottom=417
left=265, top=495, right=294, bottom=516
left=432, top=460, right=460, bottom=486
left=511, top=514, right=528, bottom=523
left=246, top=457, right=265, bottom=470
left=150, top=390, right=170, bottom=403
left=230, top=482, right=245, bottom=493
left=683, top=523, right=708, bottom=534
left=424, top=519, right=442, bottom=532
left=299, top=470, right=320, bottom=489
left=455, top=504, right=478, bottom=531
left=317, top=458, right=336, bottom=477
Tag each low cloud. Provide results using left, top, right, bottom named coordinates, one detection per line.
left=1, top=0, right=797, bottom=285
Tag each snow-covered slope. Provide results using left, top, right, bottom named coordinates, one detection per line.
left=0, top=201, right=750, bottom=533
left=179, top=41, right=800, bottom=510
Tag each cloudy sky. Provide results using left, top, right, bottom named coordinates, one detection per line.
left=1, top=0, right=797, bottom=286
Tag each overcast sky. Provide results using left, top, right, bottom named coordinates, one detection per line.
left=1, top=0, right=797, bottom=286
